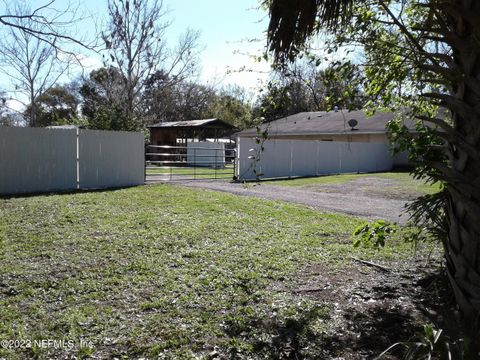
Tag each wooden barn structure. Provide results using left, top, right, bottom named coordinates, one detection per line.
left=148, top=118, right=236, bottom=147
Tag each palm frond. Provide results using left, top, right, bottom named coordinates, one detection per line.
left=406, top=190, right=448, bottom=241
left=266, top=0, right=354, bottom=62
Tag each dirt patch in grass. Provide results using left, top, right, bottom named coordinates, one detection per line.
left=266, top=256, right=454, bottom=360
left=303, top=177, right=424, bottom=201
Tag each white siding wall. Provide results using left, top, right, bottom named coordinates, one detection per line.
left=0, top=126, right=77, bottom=195
left=79, top=129, right=144, bottom=189
left=237, top=138, right=393, bottom=180
left=187, top=141, right=225, bottom=167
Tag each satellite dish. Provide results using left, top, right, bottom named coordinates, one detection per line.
left=348, top=119, right=358, bottom=130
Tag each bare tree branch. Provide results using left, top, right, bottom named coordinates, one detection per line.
left=0, top=0, right=78, bottom=126
left=0, top=0, right=98, bottom=56
left=102, top=0, right=201, bottom=128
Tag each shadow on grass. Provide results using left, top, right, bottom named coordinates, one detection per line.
left=221, top=270, right=457, bottom=359
left=224, top=306, right=330, bottom=359
left=0, top=184, right=143, bottom=200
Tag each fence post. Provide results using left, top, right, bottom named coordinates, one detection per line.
left=170, top=150, right=173, bottom=181
left=76, top=128, right=80, bottom=189
left=144, top=144, right=147, bottom=183
left=289, top=140, right=293, bottom=178
left=233, top=149, right=236, bottom=180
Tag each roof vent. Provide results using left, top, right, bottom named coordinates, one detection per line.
left=348, top=119, right=358, bottom=131
left=334, top=106, right=339, bottom=112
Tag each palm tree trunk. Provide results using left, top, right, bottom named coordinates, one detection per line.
left=441, top=0, right=480, bottom=343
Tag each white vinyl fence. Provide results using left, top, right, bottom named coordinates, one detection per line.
left=0, top=126, right=144, bottom=195
left=237, top=138, right=393, bottom=180
left=0, top=127, right=77, bottom=194
left=187, top=141, right=225, bottom=167
left=79, top=129, right=144, bottom=188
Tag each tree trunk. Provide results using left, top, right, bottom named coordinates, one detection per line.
left=440, top=0, right=480, bottom=345
left=29, top=85, right=36, bottom=127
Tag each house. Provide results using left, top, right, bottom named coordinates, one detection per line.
left=235, top=110, right=415, bottom=180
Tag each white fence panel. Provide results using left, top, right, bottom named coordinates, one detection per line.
left=315, top=141, right=341, bottom=175
left=291, top=140, right=318, bottom=176
left=237, top=137, right=393, bottom=180
left=79, top=129, right=144, bottom=189
left=237, top=138, right=290, bottom=179
left=339, top=143, right=359, bottom=173
left=0, top=126, right=77, bottom=195
left=187, top=142, right=225, bottom=167
left=371, top=143, right=393, bottom=172
left=237, top=138, right=254, bottom=179
left=260, top=139, right=292, bottom=178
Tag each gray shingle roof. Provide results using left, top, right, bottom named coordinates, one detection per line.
left=149, top=118, right=234, bottom=128
left=236, top=110, right=416, bottom=137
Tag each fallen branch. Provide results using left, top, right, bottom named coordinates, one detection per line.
left=349, top=256, right=391, bottom=272
left=292, top=287, right=324, bottom=293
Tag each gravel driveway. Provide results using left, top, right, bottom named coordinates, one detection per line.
left=149, top=177, right=411, bottom=223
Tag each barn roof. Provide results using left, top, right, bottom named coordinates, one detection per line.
left=149, top=118, right=234, bottom=129
left=236, top=110, right=417, bottom=137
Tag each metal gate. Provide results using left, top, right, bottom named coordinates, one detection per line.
left=145, top=144, right=236, bottom=181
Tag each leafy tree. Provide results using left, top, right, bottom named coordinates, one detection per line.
left=255, top=80, right=311, bottom=122
left=143, top=71, right=215, bottom=123
left=0, top=91, right=14, bottom=126
left=256, top=60, right=365, bottom=121
left=264, top=0, right=480, bottom=346
left=205, top=86, right=253, bottom=128
left=0, top=112, right=21, bottom=127
left=26, top=84, right=81, bottom=127
left=169, top=82, right=215, bottom=121
left=143, top=75, right=253, bottom=128
left=278, top=60, right=365, bottom=110
left=0, top=90, right=24, bottom=126
left=79, top=67, right=131, bottom=130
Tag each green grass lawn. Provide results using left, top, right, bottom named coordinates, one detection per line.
left=146, top=165, right=234, bottom=179
left=263, top=171, right=442, bottom=196
left=0, top=184, right=430, bottom=359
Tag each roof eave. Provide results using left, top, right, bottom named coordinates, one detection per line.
left=237, top=131, right=398, bottom=137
